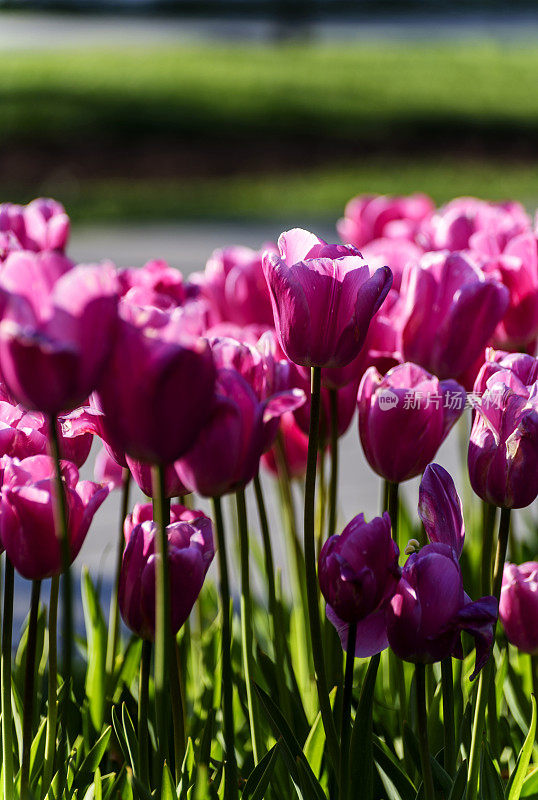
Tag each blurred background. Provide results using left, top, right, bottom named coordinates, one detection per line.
left=2, top=0, right=537, bottom=624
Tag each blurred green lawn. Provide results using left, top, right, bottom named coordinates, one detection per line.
left=1, top=42, right=538, bottom=220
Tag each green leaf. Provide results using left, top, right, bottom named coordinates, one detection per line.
left=506, top=694, right=537, bottom=800
left=372, top=737, right=416, bottom=800
left=520, top=765, right=538, bottom=797
left=77, top=726, right=112, bottom=779
left=81, top=568, right=108, bottom=732
left=479, top=747, right=503, bottom=800
left=295, top=756, right=327, bottom=800
left=162, top=762, right=178, bottom=800
left=303, top=710, right=324, bottom=781
left=241, top=743, right=280, bottom=800
left=121, top=704, right=139, bottom=780
left=350, top=653, right=380, bottom=800
left=448, top=760, right=468, bottom=800
left=198, top=709, right=214, bottom=768
left=112, top=705, right=132, bottom=771
left=403, top=722, right=452, bottom=794
left=28, top=717, right=47, bottom=787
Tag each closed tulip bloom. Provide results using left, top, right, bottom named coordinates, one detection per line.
left=400, top=251, right=509, bottom=381
left=0, top=252, right=118, bottom=414
left=262, top=228, right=392, bottom=369
left=361, top=238, right=423, bottom=293
left=95, top=301, right=216, bottom=464
left=119, top=511, right=214, bottom=640
left=337, top=193, right=434, bottom=248
left=124, top=501, right=208, bottom=542
left=499, top=563, right=538, bottom=654
left=358, top=363, right=465, bottom=483
left=386, top=464, right=497, bottom=678
left=0, top=455, right=109, bottom=579
left=468, top=352, right=538, bottom=509
left=22, top=198, right=70, bottom=253
left=261, top=411, right=309, bottom=479
left=94, top=445, right=124, bottom=489
left=125, top=455, right=190, bottom=499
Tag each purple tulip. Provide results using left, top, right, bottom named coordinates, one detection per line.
left=468, top=350, right=538, bottom=509
left=94, top=300, right=216, bottom=464
left=400, top=251, right=509, bottom=382
left=386, top=464, right=497, bottom=677
left=262, top=228, right=392, bottom=369
left=293, top=367, right=359, bottom=445
left=500, top=562, right=538, bottom=654
left=358, top=363, right=466, bottom=483
left=319, top=512, right=400, bottom=625
left=0, top=454, right=109, bottom=579
left=119, top=510, right=214, bottom=640
left=124, top=501, right=204, bottom=542
left=176, top=337, right=304, bottom=497
left=0, top=252, right=119, bottom=414
left=337, top=193, right=434, bottom=248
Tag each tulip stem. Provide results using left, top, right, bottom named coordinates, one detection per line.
left=21, top=579, right=42, bottom=800
left=106, top=468, right=131, bottom=684
left=339, top=622, right=356, bottom=800
left=236, top=488, right=260, bottom=765
left=253, top=473, right=291, bottom=722
left=49, top=414, right=73, bottom=791
left=138, top=639, right=152, bottom=789
left=467, top=506, right=511, bottom=800
left=481, top=502, right=497, bottom=595
left=305, top=366, right=340, bottom=775
left=1, top=557, right=15, bottom=800
left=212, top=496, right=238, bottom=800
left=441, top=657, right=456, bottom=777
left=385, top=480, right=399, bottom=545
left=152, top=463, right=171, bottom=784
left=43, top=574, right=59, bottom=797
left=328, top=388, right=339, bottom=539
left=170, top=638, right=186, bottom=783
left=415, top=663, right=435, bottom=800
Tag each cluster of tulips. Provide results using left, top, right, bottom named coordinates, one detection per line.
left=1, top=193, right=538, bottom=800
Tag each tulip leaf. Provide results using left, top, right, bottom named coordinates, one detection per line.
left=479, top=746, right=504, bottom=800
left=448, top=760, right=468, bottom=800
left=403, top=722, right=452, bottom=794
left=161, top=761, right=177, bottom=800
left=111, top=705, right=132, bottom=771
left=350, top=653, right=380, bottom=800
left=506, top=694, right=537, bottom=800
left=520, top=765, right=538, bottom=797
left=81, top=568, right=107, bottom=732
left=303, top=709, right=325, bottom=781
left=121, top=703, right=140, bottom=780
left=241, top=742, right=280, bottom=800
left=296, top=756, right=328, bottom=800
left=28, top=717, right=47, bottom=788
left=372, top=736, right=416, bottom=800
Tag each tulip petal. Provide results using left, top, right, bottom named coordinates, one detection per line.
left=418, top=464, right=465, bottom=558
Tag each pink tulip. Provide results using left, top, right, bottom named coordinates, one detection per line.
left=262, top=228, right=392, bottom=369
left=119, top=508, right=214, bottom=640
left=337, top=193, right=434, bottom=248
left=0, top=252, right=118, bottom=414
left=0, top=455, right=108, bottom=579
left=21, top=198, right=70, bottom=253
left=124, top=501, right=206, bottom=541
left=360, top=238, right=423, bottom=293
left=358, top=363, right=465, bottom=483
left=400, top=251, right=509, bottom=381
left=94, top=300, right=216, bottom=464
left=500, top=562, right=538, bottom=654
left=94, top=445, right=124, bottom=489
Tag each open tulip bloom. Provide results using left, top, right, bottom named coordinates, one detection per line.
left=1, top=195, right=538, bottom=800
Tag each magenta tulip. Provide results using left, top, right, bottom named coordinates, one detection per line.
left=337, top=193, right=434, bottom=248
left=0, top=455, right=108, bottom=579
left=119, top=510, right=214, bottom=640
left=21, top=198, right=70, bottom=253
left=358, top=363, right=465, bottom=483
left=500, top=563, right=538, bottom=654
left=468, top=350, right=538, bottom=508
left=94, top=445, right=124, bottom=489
left=125, top=455, right=190, bottom=500
left=94, top=301, right=216, bottom=464
left=124, top=501, right=206, bottom=542
left=0, top=253, right=118, bottom=414
left=262, top=228, right=392, bottom=369
left=400, top=251, right=509, bottom=381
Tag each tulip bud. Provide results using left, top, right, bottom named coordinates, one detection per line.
left=499, top=562, right=538, bottom=654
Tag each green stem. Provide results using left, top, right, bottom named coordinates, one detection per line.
left=304, top=366, right=340, bottom=774
left=106, top=468, right=131, bottom=683
left=339, top=622, right=356, bottom=800
left=416, top=663, right=435, bottom=800
left=481, top=502, right=497, bottom=595
left=212, top=496, right=238, bottom=800
left=441, top=657, right=456, bottom=777
left=2, top=557, right=14, bottom=799
left=236, top=488, right=260, bottom=765
left=467, top=506, right=511, bottom=800
left=386, top=480, right=399, bottom=545
left=170, top=639, right=186, bottom=783
left=21, top=579, right=42, bottom=800
left=328, top=388, right=339, bottom=539
left=43, top=575, right=59, bottom=797
left=152, top=463, right=171, bottom=783
left=253, top=473, right=290, bottom=722
left=138, top=639, right=151, bottom=790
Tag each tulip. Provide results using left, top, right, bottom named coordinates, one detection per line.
left=400, top=251, right=509, bottom=381
left=21, top=198, right=70, bottom=253
left=337, top=193, right=434, bottom=248
left=0, top=455, right=109, bottom=580
left=386, top=464, right=497, bottom=678
left=262, top=228, right=392, bottom=369
left=499, top=562, right=538, bottom=654
left=118, top=511, right=214, bottom=640
left=358, top=363, right=466, bottom=483
left=468, top=350, right=538, bottom=509
left=293, top=369, right=358, bottom=444
left=0, top=253, right=118, bottom=415
left=192, top=243, right=277, bottom=328
left=261, top=411, right=309, bottom=479
left=94, top=445, right=124, bottom=489
left=125, top=456, right=190, bottom=499
left=361, top=238, right=423, bottom=292
left=319, top=512, right=399, bottom=645
left=125, top=501, right=210, bottom=543
left=94, top=300, right=216, bottom=464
